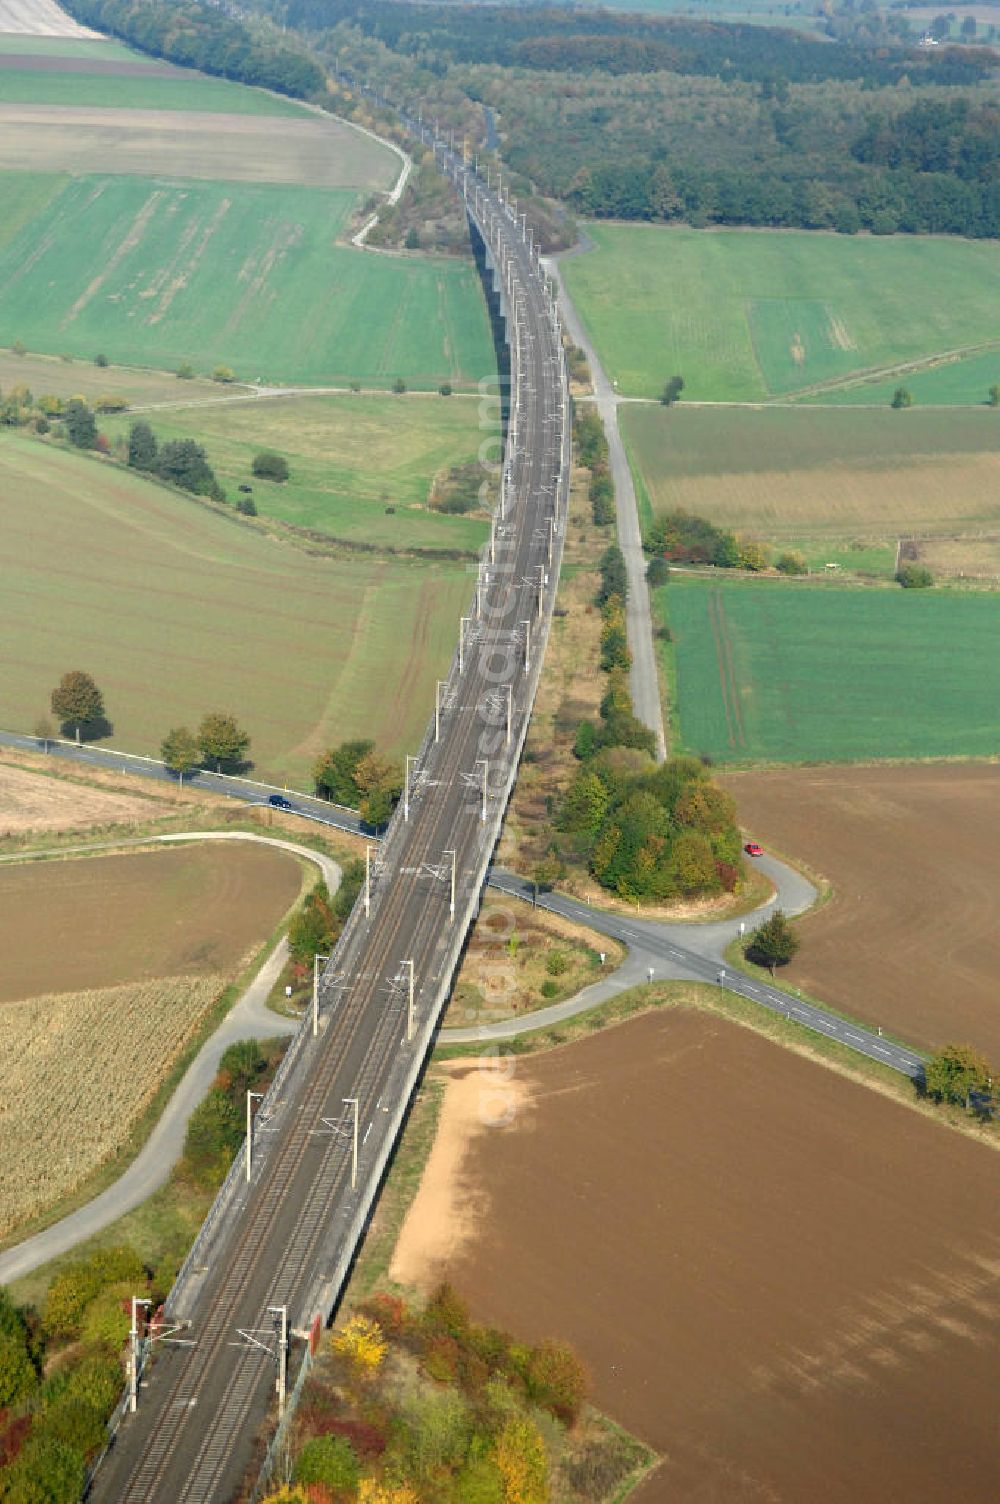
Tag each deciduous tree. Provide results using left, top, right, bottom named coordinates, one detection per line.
left=160, top=726, right=201, bottom=783
left=197, top=711, right=250, bottom=772
left=51, top=670, right=104, bottom=743
left=660, top=374, right=684, bottom=406
left=923, top=1043, right=993, bottom=1107
left=492, top=1415, right=548, bottom=1504
left=128, top=420, right=158, bottom=471
left=63, top=398, right=96, bottom=449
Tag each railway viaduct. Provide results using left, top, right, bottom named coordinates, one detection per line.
left=91, top=122, right=571, bottom=1502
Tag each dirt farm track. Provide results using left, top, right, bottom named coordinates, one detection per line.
left=719, top=763, right=1000, bottom=1061
left=398, top=1012, right=1000, bottom=1503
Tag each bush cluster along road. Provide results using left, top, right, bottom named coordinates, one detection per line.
left=86, top=123, right=573, bottom=1502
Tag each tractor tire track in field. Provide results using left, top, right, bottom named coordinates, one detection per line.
left=62, top=188, right=164, bottom=328
left=146, top=193, right=232, bottom=326
left=706, top=586, right=746, bottom=751
left=375, top=271, right=416, bottom=379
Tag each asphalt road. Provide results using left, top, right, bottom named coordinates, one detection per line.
left=481, top=866, right=925, bottom=1079
left=90, top=133, right=572, bottom=1504
left=546, top=244, right=667, bottom=761
left=0, top=729, right=925, bottom=1084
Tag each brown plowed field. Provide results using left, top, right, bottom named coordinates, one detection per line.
left=719, top=763, right=1000, bottom=1060
left=0, top=841, right=303, bottom=1000
left=399, top=1011, right=1000, bottom=1503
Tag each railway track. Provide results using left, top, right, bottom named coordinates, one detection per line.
left=92, top=125, right=570, bottom=1503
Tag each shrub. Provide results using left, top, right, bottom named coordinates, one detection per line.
left=212, top=364, right=235, bottom=384
left=183, top=1087, right=242, bottom=1187
left=540, top=979, right=560, bottom=999
left=2, top=1433, right=86, bottom=1504
left=94, top=353, right=109, bottom=367
left=0, top=1331, right=35, bottom=1408
left=421, top=1332, right=461, bottom=1383
left=33, top=1396, right=107, bottom=1459
left=423, top=1283, right=469, bottom=1339
left=79, top=1283, right=133, bottom=1353
left=60, top=1354, right=121, bottom=1414
left=896, top=562, right=933, bottom=588
left=523, top=1339, right=587, bottom=1425
left=890, top=385, right=913, bottom=408
left=330, top=1315, right=387, bottom=1375
left=392, top=377, right=407, bottom=394
left=439, top=382, right=453, bottom=396
left=43, top=1247, right=144, bottom=1339
left=775, top=550, right=807, bottom=575
left=545, top=950, right=568, bottom=977
left=176, top=362, right=194, bottom=380
left=294, top=1434, right=359, bottom=1493
left=646, top=556, right=669, bottom=587
left=252, top=451, right=290, bottom=482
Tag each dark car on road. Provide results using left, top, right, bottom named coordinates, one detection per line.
left=268, top=793, right=294, bottom=810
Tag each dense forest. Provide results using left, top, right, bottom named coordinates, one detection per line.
left=244, top=0, right=1000, bottom=239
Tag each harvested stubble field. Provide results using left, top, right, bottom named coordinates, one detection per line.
left=563, top=223, right=1000, bottom=401
left=720, top=762, right=1000, bottom=1060
left=0, top=758, right=163, bottom=835
left=0, top=842, right=303, bottom=1001
left=395, top=1007, right=1000, bottom=1503
left=0, top=0, right=101, bottom=37
left=624, top=404, right=1000, bottom=574
left=0, top=174, right=494, bottom=387
left=660, top=575, right=1000, bottom=764
left=0, top=975, right=223, bottom=1237
left=0, top=434, right=472, bottom=781
left=0, top=839, right=302, bottom=1236
left=102, top=394, right=489, bottom=553
left=0, top=105, right=398, bottom=188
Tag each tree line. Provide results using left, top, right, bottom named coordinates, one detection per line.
left=59, top=0, right=325, bottom=99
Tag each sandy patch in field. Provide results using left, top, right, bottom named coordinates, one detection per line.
left=399, top=1009, right=1000, bottom=1503
left=0, top=759, right=161, bottom=833
left=0, top=105, right=397, bottom=188
left=0, top=0, right=100, bottom=37
left=389, top=1060, right=532, bottom=1288
left=721, top=762, right=1000, bottom=1059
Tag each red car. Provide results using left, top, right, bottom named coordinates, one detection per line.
left=744, top=841, right=764, bottom=857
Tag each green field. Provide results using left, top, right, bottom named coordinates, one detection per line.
left=0, top=432, right=471, bottom=782
left=658, top=575, right=1000, bottom=763
left=0, top=36, right=137, bottom=58
left=623, top=405, right=1000, bottom=572
left=799, top=345, right=1000, bottom=408
left=102, top=394, right=490, bottom=552
left=0, top=65, right=307, bottom=113
left=0, top=174, right=495, bottom=387
left=593, top=0, right=818, bottom=24
left=563, top=224, right=1000, bottom=401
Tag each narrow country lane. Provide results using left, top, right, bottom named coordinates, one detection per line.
left=545, top=244, right=667, bottom=760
